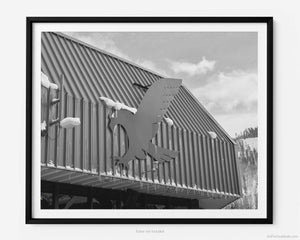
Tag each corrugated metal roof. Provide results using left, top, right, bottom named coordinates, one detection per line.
left=41, top=32, right=234, bottom=143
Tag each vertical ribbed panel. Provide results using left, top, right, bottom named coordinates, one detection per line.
left=41, top=90, right=240, bottom=194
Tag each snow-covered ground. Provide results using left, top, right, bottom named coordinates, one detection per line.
left=242, top=137, right=258, bottom=151
left=226, top=136, right=258, bottom=209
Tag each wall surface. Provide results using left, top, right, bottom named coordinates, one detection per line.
left=0, top=0, right=300, bottom=239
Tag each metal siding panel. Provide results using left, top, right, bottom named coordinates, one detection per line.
left=105, top=108, right=112, bottom=174
left=62, top=93, right=68, bottom=167
left=127, top=154, right=134, bottom=179
left=187, top=130, right=196, bottom=188
left=65, top=39, right=98, bottom=102
left=211, top=139, right=220, bottom=192
left=133, top=159, right=138, bottom=180
left=167, top=124, right=174, bottom=184
left=220, top=141, right=230, bottom=193
left=168, top=103, right=190, bottom=133
left=96, top=53, right=127, bottom=103
left=216, top=139, right=225, bottom=193
left=44, top=33, right=81, bottom=98
left=83, top=48, right=108, bottom=96
left=233, top=144, right=243, bottom=195
left=89, top=50, right=113, bottom=97
left=182, top=129, right=189, bottom=187
left=114, top=125, right=121, bottom=175
left=172, top=127, right=179, bottom=185
left=70, top=96, right=76, bottom=169
left=95, top=101, right=101, bottom=174
left=41, top=43, right=59, bottom=90
left=56, top=36, right=90, bottom=98
left=142, top=132, right=147, bottom=181
left=49, top=93, right=57, bottom=166
left=172, top=91, right=200, bottom=134
left=145, top=156, right=152, bottom=182
left=65, top=94, right=74, bottom=168
left=120, top=126, right=127, bottom=175
left=225, top=142, right=235, bottom=194
left=81, top=99, right=89, bottom=170
left=135, top=68, right=151, bottom=85
left=230, top=144, right=239, bottom=194
left=177, top=89, right=206, bottom=135
left=90, top=102, right=97, bottom=173
left=77, top=46, right=104, bottom=96
left=192, top=132, right=200, bottom=188
left=156, top=124, right=163, bottom=183
left=56, top=92, right=66, bottom=167
left=176, top=127, right=184, bottom=186
left=41, top=34, right=64, bottom=91
left=114, top=60, right=144, bottom=104
left=214, top=139, right=222, bottom=192
left=214, top=138, right=224, bottom=192
left=129, top=64, right=149, bottom=87
left=197, top=134, right=206, bottom=189
left=204, top=136, right=214, bottom=191
left=151, top=150, right=158, bottom=183
left=219, top=139, right=229, bottom=194
left=161, top=122, right=168, bottom=183
left=112, top=125, right=118, bottom=175
left=73, top=97, right=81, bottom=170
left=100, top=56, right=130, bottom=103
left=124, top=126, right=130, bottom=178
left=53, top=92, right=60, bottom=166
left=53, top=34, right=86, bottom=98
left=108, top=58, right=140, bottom=107
left=41, top=88, right=48, bottom=165
left=100, top=104, right=107, bottom=174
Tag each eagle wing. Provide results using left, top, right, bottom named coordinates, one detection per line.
left=135, top=78, right=182, bottom=131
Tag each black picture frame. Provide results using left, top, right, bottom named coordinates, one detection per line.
left=26, top=16, right=273, bottom=224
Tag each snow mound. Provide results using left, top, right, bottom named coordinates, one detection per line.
left=41, top=72, right=58, bottom=90
left=164, top=117, right=174, bottom=126
left=99, top=96, right=137, bottom=114
left=208, top=131, right=217, bottom=139
left=60, top=117, right=81, bottom=129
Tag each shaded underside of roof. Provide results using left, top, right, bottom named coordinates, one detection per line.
left=41, top=32, right=233, bottom=143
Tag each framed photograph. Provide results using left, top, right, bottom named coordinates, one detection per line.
left=26, top=17, right=273, bottom=224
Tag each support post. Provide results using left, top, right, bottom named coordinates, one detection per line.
left=87, top=187, right=93, bottom=209
left=53, top=183, right=60, bottom=209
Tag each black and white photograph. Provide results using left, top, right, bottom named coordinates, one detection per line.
left=26, top=17, right=272, bottom=223
left=5, top=0, right=300, bottom=238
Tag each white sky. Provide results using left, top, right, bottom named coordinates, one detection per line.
left=65, top=32, right=258, bottom=137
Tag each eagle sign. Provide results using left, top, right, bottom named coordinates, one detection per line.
left=109, top=78, right=182, bottom=169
